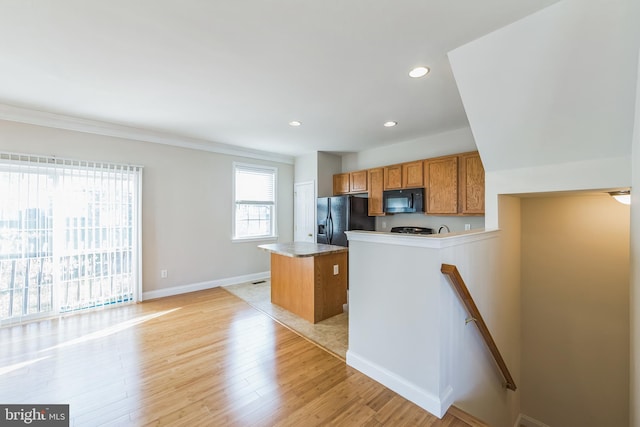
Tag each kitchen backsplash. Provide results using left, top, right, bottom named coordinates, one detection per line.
left=374, top=213, right=485, bottom=233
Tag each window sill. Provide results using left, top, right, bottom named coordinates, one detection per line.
left=232, top=235, right=278, bottom=243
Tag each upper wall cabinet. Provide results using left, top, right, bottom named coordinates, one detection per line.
left=402, top=161, right=424, bottom=188
left=333, top=151, right=484, bottom=216
left=333, top=173, right=350, bottom=195
left=383, top=164, right=403, bottom=190
left=459, top=152, right=485, bottom=215
left=350, top=170, right=368, bottom=193
left=424, top=151, right=485, bottom=216
left=333, top=170, right=368, bottom=195
left=424, top=156, right=458, bottom=215
left=383, top=161, right=423, bottom=190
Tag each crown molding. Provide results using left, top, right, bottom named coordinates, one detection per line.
left=0, top=103, right=295, bottom=165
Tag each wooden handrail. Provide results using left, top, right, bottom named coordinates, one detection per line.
left=441, top=263, right=517, bottom=391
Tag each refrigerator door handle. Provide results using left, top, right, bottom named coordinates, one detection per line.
left=327, top=197, right=333, bottom=244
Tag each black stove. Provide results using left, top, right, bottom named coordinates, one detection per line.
left=390, top=226, right=434, bottom=235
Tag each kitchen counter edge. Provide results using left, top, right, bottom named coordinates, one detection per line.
left=258, top=242, right=348, bottom=258
left=345, top=229, right=500, bottom=249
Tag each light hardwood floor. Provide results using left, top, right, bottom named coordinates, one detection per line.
left=0, top=287, right=474, bottom=426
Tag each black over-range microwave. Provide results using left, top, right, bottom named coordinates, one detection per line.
left=382, top=188, right=424, bottom=213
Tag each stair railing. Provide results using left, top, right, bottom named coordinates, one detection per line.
left=441, top=263, right=517, bottom=391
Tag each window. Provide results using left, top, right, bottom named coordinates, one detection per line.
left=233, top=163, right=276, bottom=240
left=0, top=152, right=142, bottom=325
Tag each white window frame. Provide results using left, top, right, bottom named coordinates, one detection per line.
left=232, top=162, right=277, bottom=241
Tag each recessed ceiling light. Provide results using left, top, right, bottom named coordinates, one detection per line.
left=383, top=121, right=397, bottom=127
left=409, top=66, right=430, bottom=78
left=289, top=121, right=301, bottom=127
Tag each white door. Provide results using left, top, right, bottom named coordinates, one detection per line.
left=294, top=181, right=316, bottom=242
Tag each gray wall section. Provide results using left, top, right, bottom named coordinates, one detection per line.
left=0, top=119, right=294, bottom=294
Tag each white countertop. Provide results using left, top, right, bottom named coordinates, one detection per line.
left=345, top=229, right=499, bottom=248
left=258, top=242, right=348, bottom=257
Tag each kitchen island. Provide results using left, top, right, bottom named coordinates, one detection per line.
left=258, top=242, right=348, bottom=323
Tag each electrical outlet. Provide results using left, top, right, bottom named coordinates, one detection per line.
left=333, top=265, right=339, bottom=275
left=160, top=269, right=168, bottom=278
left=465, top=224, right=471, bottom=231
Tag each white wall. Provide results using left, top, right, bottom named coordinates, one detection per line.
left=449, top=0, right=639, bottom=174
left=484, top=159, right=631, bottom=230
left=317, top=152, right=342, bottom=198
left=0, top=120, right=294, bottom=296
left=447, top=1, right=639, bottom=425
left=444, top=196, right=522, bottom=427
left=294, top=152, right=317, bottom=184
left=294, top=151, right=341, bottom=199
left=341, top=126, right=476, bottom=171
left=347, top=229, right=518, bottom=427
left=450, top=0, right=639, bottom=228
left=347, top=238, right=447, bottom=416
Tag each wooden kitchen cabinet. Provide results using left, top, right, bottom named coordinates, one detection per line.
left=333, top=173, right=350, bottom=195
left=333, top=170, right=368, bottom=195
left=424, top=156, right=459, bottom=214
left=332, top=151, right=484, bottom=216
left=402, top=161, right=424, bottom=188
left=349, top=170, right=368, bottom=193
left=459, top=152, right=485, bottom=215
left=424, top=152, right=485, bottom=215
left=385, top=161, right=423, bottom=190
left=260, top=243, right=348, bottom=324
left=367, top=167, right=385, bottom=216
left=383, top=164, right=403, bottom=190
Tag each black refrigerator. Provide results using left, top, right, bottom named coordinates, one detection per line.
left=317, top=196, right=375, bottom=247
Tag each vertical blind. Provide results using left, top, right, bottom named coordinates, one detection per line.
left=0, top=152, right=142, bottom=325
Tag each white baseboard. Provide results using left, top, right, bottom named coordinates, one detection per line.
left=346, top=350, right=451, bottom=418
left=141, top=271, right=270, bottom=301
left=515, top=414, right=551, bottom=427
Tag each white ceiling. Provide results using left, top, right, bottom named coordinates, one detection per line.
left=0, top=0, right=559, bottom=158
